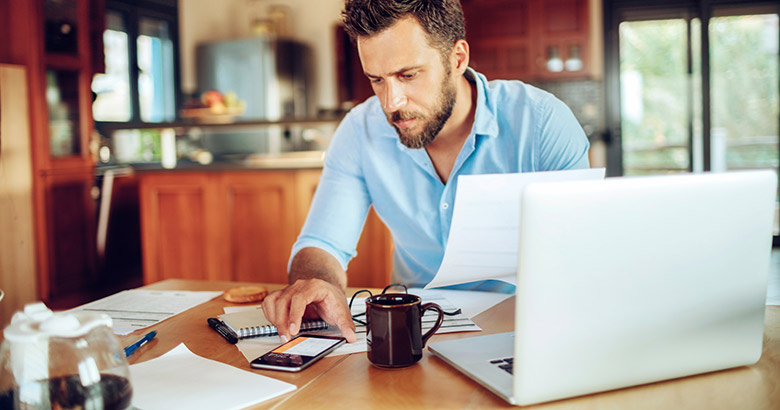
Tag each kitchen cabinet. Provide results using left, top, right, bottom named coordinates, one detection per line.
left=139, top=171, right=300, bottom=284
left=2, top=0, right=105, bottom=306
left=42, top=173, right=98, bottom=297
left=139, top=169, right=393, bottom=288
left=139, top=172, right=217, bottom=283
left=462, top=0, right=591, bottom=81
left=223, top=171, right=298, bottom=284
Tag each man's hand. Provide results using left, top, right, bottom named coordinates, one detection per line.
left=262, top=278, right=357, bottom=343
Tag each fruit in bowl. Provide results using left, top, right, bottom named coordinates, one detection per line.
left=181, top=90, right=245, bottom=122
left=202, top=90, right=224, bottom=106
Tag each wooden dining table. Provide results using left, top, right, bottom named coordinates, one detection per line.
left=120, top=279, right=780, bottom=409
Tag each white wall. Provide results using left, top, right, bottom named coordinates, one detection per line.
left=179, top=0, right=346, bottom=111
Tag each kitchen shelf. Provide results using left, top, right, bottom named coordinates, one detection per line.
left=462, top=0, right=591, bottom=81
left=96, top=114, right=345, bottom=132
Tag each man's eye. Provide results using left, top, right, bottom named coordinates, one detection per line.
left=401, top=73, right=417, bottom=80
left=370, top=78, right=383, bottom=84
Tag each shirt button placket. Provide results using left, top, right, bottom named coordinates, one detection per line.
left=440, top=200, right=452, bottom=245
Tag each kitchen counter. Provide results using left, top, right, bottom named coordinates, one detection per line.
left=98, top=150, right=326, bottom=174
left=134, top=161, right=394, bottom=287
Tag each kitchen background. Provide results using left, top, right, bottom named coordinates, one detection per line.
left=95, top=0, right=606, bottom=165
left=0, top=0, right=777, bottom=327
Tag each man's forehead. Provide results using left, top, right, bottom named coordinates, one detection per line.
left=357, top=18, right=439, bottom=77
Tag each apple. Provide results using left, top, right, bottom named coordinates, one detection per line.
left=201, top=90, right=223, bottom=107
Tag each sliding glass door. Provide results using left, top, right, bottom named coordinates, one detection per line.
left=605, top=1, right=780, bottom=238
left=709, top=13, right=778, bottom=173
left=617, top=17, right=700, bottom=175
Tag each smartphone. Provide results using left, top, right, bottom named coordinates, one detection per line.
left=250, top=334, right=346, bottom=372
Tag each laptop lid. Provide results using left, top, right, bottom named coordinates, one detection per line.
left=512, top=170, right=777, bottom=405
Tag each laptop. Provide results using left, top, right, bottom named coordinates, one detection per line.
left=428, top=170, right=777, bottom=406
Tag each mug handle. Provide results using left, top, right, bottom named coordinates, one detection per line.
left=420, top=302, right=445, bottom=347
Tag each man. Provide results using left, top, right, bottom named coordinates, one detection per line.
left=262, top=0, right=590, bottom=343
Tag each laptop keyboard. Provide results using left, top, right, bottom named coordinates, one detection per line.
left=489, top=357, right=513, bottom=374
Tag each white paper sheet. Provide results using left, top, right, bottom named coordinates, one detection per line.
left=426, top=168, right=605, bottom=289
left=129, top=343, right=296, bottom=410
left=406, top=287, right=512, bottom=318
left=70, top=290, right=222, bottom=335
left=227, top=290, right=487, bottom=363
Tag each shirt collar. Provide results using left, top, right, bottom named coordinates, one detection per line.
left=467, top=67, right=499, bottom=138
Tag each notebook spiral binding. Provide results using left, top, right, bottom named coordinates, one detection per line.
left=237, top=320, right=329, bottom=338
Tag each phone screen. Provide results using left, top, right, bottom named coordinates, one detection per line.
left=250, top=334, right=345, bottom=372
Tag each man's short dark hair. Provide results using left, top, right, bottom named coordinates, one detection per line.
left=342, top=0, right=466, bottom=58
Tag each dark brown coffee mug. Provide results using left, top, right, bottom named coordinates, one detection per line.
left=365, top=293, right=445, bottom=368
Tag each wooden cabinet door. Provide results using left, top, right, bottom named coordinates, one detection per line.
left=462, top=0, right=590, bottom=80
left=139, top=173, right=218, bottom=283
left=463, top=0, right=534, bottom=80
left=221, top=171, right=298, bottom=284
left=41, top=172, right=97, bottom=305
left=533, top=0, right=590, bottom=79
left=293, top=169, right=323, bottom=232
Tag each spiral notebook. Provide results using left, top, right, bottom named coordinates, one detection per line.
left=218, top=306, right=329, bottom=339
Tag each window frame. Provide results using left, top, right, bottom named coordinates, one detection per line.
left=94, top=0, right=181, bottom=128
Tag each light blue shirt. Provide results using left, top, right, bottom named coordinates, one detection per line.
left=291, top=68, right=590, bottom=292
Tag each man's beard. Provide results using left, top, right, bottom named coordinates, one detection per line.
left=388, top=74, right=457, bottom=149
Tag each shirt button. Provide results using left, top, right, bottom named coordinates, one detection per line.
left=442, top=203, right=449, bottom=210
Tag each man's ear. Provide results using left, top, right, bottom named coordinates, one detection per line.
left=452, top=39, right=470, bottom=74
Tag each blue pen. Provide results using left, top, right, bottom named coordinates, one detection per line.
left=124, top=330, right=157, bottom=357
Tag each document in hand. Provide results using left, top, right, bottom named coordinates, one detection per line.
left=426, top=168, right=605, bottom=289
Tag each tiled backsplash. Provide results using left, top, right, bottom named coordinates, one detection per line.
left=532, top=79, right=605, bottom=141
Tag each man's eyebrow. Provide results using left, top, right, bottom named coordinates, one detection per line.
left=364, top=66, right=422, bottom=78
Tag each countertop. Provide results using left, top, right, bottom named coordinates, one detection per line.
left=96, top=150, right=326, bottom=175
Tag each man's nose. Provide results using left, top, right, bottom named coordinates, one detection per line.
left=382, top=82, right=408, bottom=112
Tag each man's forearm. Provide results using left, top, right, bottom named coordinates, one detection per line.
left=288, top=247, right=348, bottom=290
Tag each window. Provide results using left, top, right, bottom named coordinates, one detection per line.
left=137, top=17, right=175, bottom=122
left=92, top=11, right=131, bottom=122
left=710, top=14, right=779, bottom=173
left=618, top=18, right=694, bottom=174
left=605, top=1, right=780, bottom=241
left=91, top=0, right=179, bottom=125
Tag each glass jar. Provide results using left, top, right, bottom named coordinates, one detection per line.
left=0, top=303, right=132, bottom=409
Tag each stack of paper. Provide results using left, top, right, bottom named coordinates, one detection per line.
left=70, top=290, right=223, bottom=335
